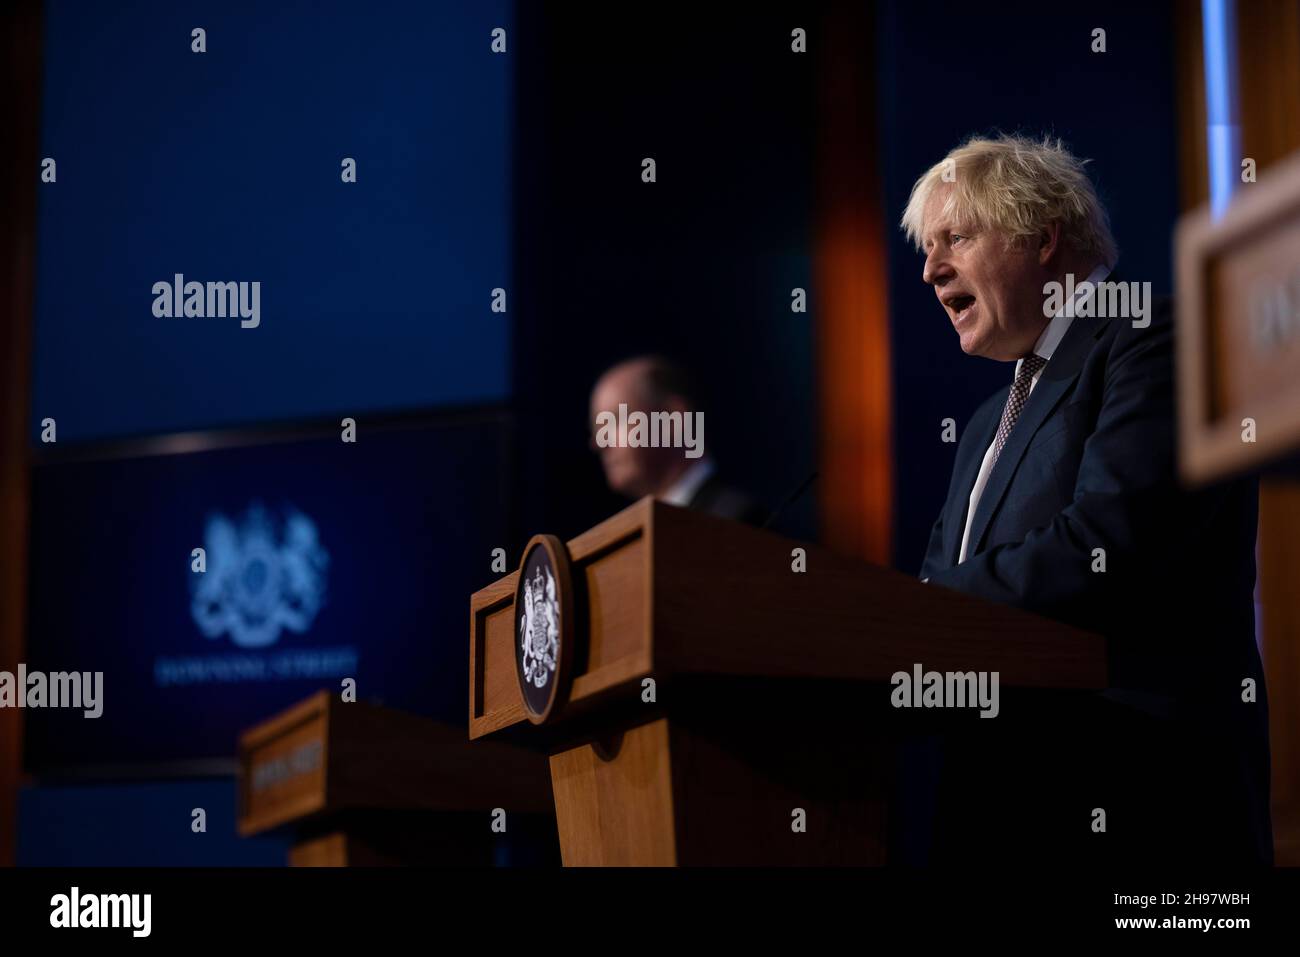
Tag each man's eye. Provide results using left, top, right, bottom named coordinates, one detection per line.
left=951, top=234, right=966, bottom=244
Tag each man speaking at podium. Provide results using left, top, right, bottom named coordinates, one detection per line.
left=903, top=135, right=1271, bottom=864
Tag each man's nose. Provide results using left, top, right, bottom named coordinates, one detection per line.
left=922, top=249, right=953, bottom=287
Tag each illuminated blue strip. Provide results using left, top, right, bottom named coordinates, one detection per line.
left=1202, top=0, right=1240, bottom=219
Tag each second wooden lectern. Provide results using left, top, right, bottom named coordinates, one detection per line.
left=470, top=498, right=1105, bottom=865
left=239, top=691, right=554, bottom=865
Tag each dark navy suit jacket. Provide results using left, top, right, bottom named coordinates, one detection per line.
left=688, top=472, right=766, bottom=526
left=916, top=297, right=1272, bottom=865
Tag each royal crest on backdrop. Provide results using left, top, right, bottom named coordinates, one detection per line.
left=190, top=503, right=329, bottom=649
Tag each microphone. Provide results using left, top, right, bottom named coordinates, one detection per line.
left=761, top=470, right=819, bottom=530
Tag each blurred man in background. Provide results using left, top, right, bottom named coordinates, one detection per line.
left=589, top=356, right=764, bottom=525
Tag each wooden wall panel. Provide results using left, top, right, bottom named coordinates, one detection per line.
left=0, top=0, right=42, bottom=868
left=1258, top=480, right=1300, bottom=863
left=1236, top=0, right=1300, bottom=174
left=814, top=2, right=893, bottom=566
left=1174, top=0, right=1209, bottom=211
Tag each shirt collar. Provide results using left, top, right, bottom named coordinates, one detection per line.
left=660, top=458, right=715, bottom=507
left=1017, top=262, right=1112, bottom=376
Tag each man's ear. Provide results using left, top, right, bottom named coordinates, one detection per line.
left=1037, top=222, right=1062, bottom=266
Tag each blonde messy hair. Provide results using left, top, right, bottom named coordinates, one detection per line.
left=900, top=133, right=1117, bottom=268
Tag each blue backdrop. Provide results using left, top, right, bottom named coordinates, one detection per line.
left=25, top=418, right=511, bottom=771
left=32, top=0, right=512, bottom=443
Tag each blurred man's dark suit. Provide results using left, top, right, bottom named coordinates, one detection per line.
left=915, top=296, right=1271, bottom=865
left=688, top=472, right=766, bottom=526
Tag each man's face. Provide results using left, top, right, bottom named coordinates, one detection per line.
left=920, top=184, right=1050, bottom=361
left=589, top=368, right=654, bottom=498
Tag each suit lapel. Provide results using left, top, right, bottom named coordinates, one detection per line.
left=687, top=473, right=720, bottom=511
left=964, top=312, right=1104, bottom=559
left=943, top=401, right=999, bottom=565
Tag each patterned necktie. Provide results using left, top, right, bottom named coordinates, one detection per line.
left=990, top=354, right=1047, bottom=467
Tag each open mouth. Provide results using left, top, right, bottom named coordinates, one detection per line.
left=944, top=294, right=977, bottom=324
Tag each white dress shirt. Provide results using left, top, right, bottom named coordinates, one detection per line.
left=956, top=263, right=1111, bottom=564
left=660, top=458, right=715, bottom=507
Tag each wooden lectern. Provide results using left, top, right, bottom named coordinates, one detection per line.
left=470, top=498, right=1106, bottom=865
left=238, top=691, right=555, bottom=865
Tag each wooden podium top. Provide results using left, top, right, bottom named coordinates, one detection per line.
left=1177, top=148, right=1300, bottom=483
left=238, top=690, right=551, bottom=835
left=470, top=497, right=1105, bottom=740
